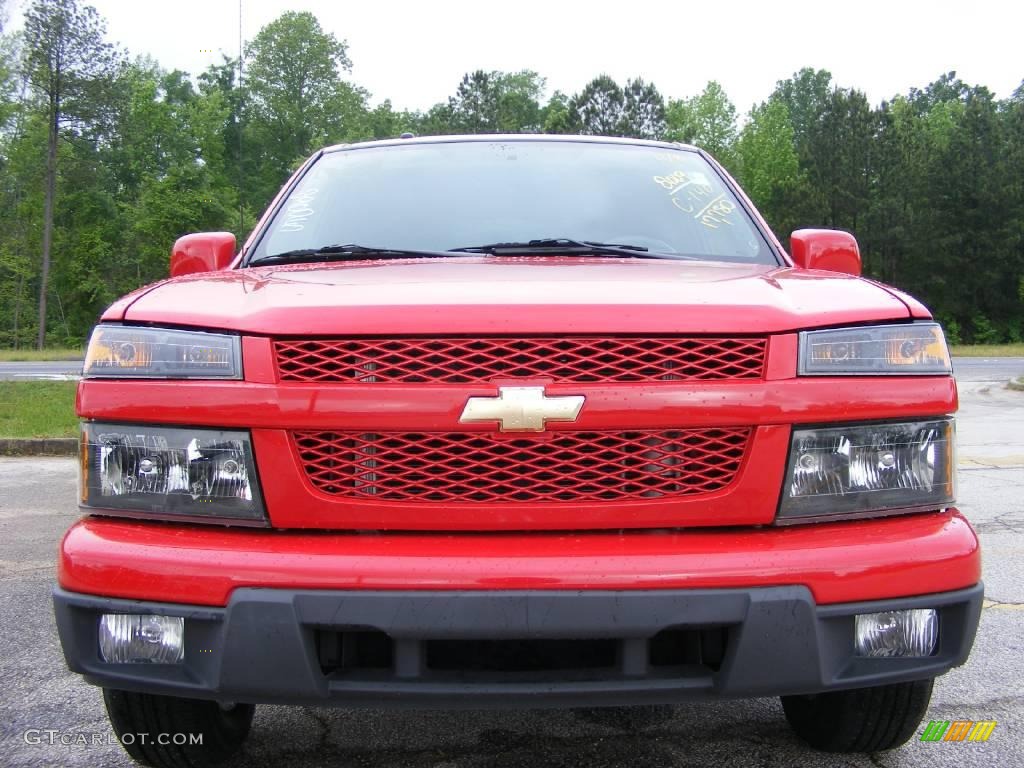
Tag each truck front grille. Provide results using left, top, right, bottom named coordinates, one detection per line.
left=293, top=428, right=751, bottom=503
left=274, top=336, right=767, bottom=383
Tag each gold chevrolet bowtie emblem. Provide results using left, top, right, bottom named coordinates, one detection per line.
left=460, top=387, right=585, bottom=432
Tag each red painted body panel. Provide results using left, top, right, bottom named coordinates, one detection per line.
left=75, top=377, right=958, bottom=433
left=98, top=279, right=169, bottom=322
left=57, top=511, right=980, bottom=607
left=790, top=229, right=861, bottom=276
left=119, top=259, right=911, bottom=336
left=866, top=279, right=934, bottom=319
left=170, top=232, right=236, bottom=277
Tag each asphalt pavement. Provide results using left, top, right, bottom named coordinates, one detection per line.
left=0, top=360, right=82, bottom=381
left=1, top=369, right=1022, bottom=767
left=952, top=357, right=1024, bottom=383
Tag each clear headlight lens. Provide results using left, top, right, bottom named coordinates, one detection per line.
left=779, top=418, right=954, bottom=521
left=799, top=323, right=951, bottom=375
left=81, top=423, right=266, bottom=524
left=83, top=325, right=241, bottom=379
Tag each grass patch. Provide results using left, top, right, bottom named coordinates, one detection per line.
left=950, top=344, right=1024, bottom=357
left=0, top=381, right=78, bottom=438
left=0, top=347, right=83, bottom=362
left=1008, top=377, right=1024, bottom=392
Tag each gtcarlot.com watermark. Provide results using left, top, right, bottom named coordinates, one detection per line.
left=23, top=729, right=202, bottom=747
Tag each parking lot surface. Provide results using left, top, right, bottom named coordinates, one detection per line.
left=1, top=365, right=1021, bottom=767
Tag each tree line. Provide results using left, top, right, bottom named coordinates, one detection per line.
left=0, top=0, right=1021, bottom=347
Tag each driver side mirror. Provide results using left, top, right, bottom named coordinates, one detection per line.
left=790, top=229, right=861, bottom=276
left=170, top=232, right=237, bottom=277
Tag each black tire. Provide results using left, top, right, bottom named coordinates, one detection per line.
left=781, top=678, right=934, bottom=752
left=102, top=688, right=254, bottom=768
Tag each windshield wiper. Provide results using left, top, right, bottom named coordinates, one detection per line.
left=251, top=243, right=458, bottom=266
left=448, top=238, right=686, bottom=260
left=253, top=238, right=699, bottom=266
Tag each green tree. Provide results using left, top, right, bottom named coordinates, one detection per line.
left=21, top=0, right=120, bottom=347
left=447, top=69, right=545, bottom=133
left=197, top=55, right=244, bottom=223
left=362, top=99, right=417, bottom=139
left=0, top=115, right=46, bottom=347
left=773, top=67, right=833, bottom=150
left=933, top=84, right=1014, bottom=338
left=769, top=68, right=834, bottom=227
left=665, top=81, right=737, bottom=167
left=863, top=97, right=913, bottom=283
left=569, top=75, right=623, bottom=135
left=244, top=11, right=366, bottom=208
left=541, top=90, right=575, bottom=134
left=449, top=71, right=496, bottom=132
left=859, top=73, right=1020, bottom=338
left=106, top=62, right=238, bottom=288
left=736, top=97, right=801, bottom=238
left=0, top=0, right=18, bottom=131
left=493, top=70, right=545, bottom=132
left=619, top=78, right=665, bottom=140
left=1006, top=81, right=1024, bottom=337
left=807, top=87, right=874, bottom=230
left=413, top=101, right=456, bottom=136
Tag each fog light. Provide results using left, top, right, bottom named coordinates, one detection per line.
left=855, top=609, right=937, bottom=658
left=99, top=614, right=184, bottom=664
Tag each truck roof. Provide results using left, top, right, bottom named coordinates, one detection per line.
left=322, top=133, right=701, bottom=154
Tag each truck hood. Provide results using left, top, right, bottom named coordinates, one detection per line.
left=118, top=257, right=914, bottom=335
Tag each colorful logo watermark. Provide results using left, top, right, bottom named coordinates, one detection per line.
left=920, top=720, right=997, bottom=742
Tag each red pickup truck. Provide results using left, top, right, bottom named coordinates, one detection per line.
left=54, top=135, right=981, bottom=768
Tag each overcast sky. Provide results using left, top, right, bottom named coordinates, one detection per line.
left=12, top=0, right=1024, bottom=112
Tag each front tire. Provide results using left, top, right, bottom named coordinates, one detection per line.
left=781, top=678, right=934, bottom=752
left=103, top=689, right=254, bottom=768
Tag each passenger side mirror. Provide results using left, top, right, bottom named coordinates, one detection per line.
left=789, top=229, right=861, bottom=276
left=170, top=232, right=237, bottom=277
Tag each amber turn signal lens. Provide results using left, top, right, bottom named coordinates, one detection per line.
left=83, top=325, right=241, bottom=379
left=799, top=323, right=951, bottom=375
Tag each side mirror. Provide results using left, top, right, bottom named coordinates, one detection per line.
left=790, top=229, right=861, bottom=276
left=170, top=232, right=237, bottom=277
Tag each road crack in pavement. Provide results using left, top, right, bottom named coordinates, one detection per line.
left=972, top=511, right=1024, bottom=533
left=958, top=458, right=1024, bottom=470
left=303, top=708, right=332, bottom=752
left=983, top=598, right=1024, bottom=610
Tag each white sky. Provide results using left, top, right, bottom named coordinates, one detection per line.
left=10, top=0, right=1024, bottom=113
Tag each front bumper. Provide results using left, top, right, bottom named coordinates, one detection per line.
left=58, top=511, right=980, bottom=607
left=54, top=584, right=983, bottom=708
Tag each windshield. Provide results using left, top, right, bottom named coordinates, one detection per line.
left=250, top=140, right=777, bottom=265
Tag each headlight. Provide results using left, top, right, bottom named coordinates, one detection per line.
left=83, top=326, right=241, bottom=379
left=81, top=423, right=266, bottom=524
left=779, top=418, right=954, bottom=521
left=798, top=323, right=951, bottom=375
